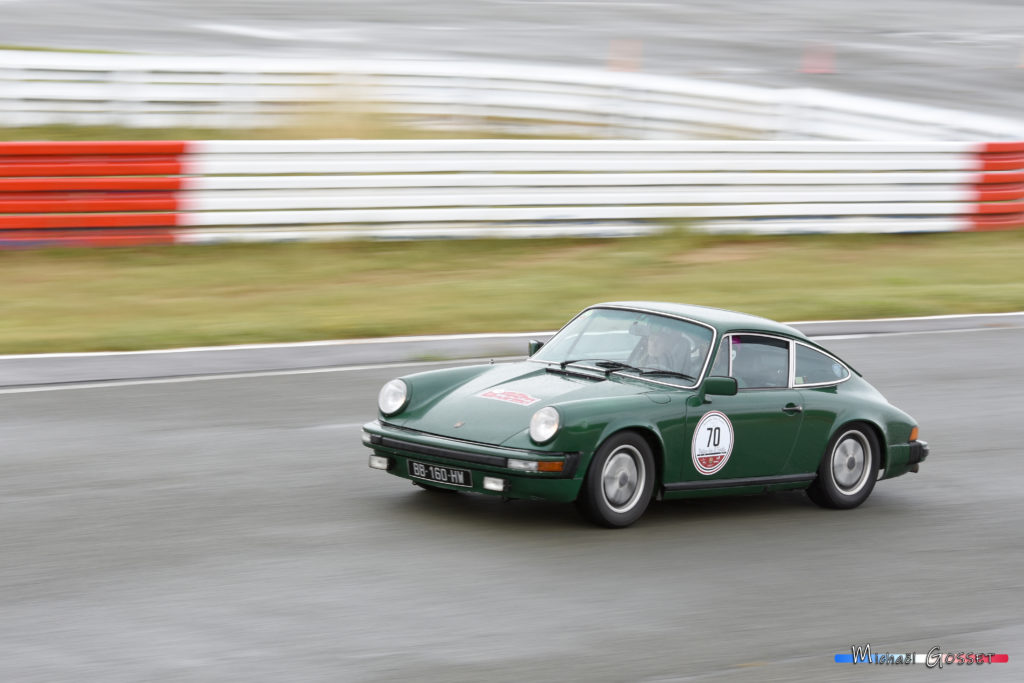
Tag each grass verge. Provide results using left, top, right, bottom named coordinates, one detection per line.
left=1, top=229, right=1022, bottom=354
left=0, top=113, right=579, bottom=142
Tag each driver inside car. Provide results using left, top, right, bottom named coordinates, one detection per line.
left=630, top=318, right=696, bottom=374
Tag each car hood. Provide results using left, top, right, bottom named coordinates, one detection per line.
left=392, top=362, right=658, bottom=444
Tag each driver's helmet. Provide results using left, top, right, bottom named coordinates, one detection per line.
left=642, top=316, right=694, bottom=367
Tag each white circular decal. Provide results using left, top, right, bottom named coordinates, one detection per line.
left=692, top=411, right=734, bottom=475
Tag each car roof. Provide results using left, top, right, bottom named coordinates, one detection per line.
left=591, top=301, right=811, bottom=340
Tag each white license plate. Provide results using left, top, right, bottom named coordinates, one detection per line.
left=408, top=460, right=472, bottom=487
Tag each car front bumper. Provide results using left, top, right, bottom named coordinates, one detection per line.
left=361, top=420, right=584, bottom=502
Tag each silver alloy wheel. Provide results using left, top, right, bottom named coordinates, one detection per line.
left=830, top=430, right=871, bottom=496
left=601, top=445, right=646, bottom=513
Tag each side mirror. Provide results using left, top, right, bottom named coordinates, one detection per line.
left=703, top=376, right=738, bottom=397
left=528, top=339, right=545, bottom=356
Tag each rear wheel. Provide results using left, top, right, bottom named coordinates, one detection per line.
left=577, top=432, right=655, bottom=528
left=806, top=424, right=879, bottom=509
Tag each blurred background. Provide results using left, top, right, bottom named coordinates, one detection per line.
left=6, top=0, right=1024, bottom=116
left=1, top=2, right=1022, bottom=682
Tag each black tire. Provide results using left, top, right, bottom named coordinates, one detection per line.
left=806, top=423, right=880, bottom=509
left=577, top=432, right=656, bottom=528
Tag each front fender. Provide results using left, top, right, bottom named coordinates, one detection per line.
left=382, top=364, right=494, bottom=422
left=591, top=416, right=666, bottom=458
left=501, top=394, right=677, bottom=475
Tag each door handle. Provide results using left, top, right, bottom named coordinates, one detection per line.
left=782, top=403, right=803, bottom=415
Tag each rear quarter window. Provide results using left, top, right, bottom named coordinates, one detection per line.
left=795, top=344, right=850, bottom=386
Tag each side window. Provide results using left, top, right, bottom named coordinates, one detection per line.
left=795, top=344, right=850, bottom=386
left=709, top=336, right=730, bottom=376
left=729, top=335, right=790, bottom=389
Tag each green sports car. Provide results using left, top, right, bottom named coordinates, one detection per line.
left=361, top=302, right=929, bottom=527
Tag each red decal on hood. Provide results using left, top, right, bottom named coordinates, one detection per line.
left=477, top=389, right=541, bottom=406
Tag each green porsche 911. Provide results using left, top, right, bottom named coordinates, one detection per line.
left=361, top=302, right=928, bottom=527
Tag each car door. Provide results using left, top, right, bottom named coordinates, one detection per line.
left=789, top=341, right=855, bottom=473
left=671, top=334, right=806, bottom=483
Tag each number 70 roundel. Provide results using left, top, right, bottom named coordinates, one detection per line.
left=692, top=411, right=735, bottom=475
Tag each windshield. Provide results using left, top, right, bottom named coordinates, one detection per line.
left=532, top=307, right=715, bottom=386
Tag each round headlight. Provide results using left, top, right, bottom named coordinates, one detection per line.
left=378, top=379, right=408, bottom=416
left=529, top=406, right=560, bottom=443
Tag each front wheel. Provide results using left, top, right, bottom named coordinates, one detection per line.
left=577, top=432, right=656, bottom=528
left=806, top=424, right=879, bottom=509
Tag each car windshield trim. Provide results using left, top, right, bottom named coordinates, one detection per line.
left=529, top=305, right=718, bottom=390
left=792, top=340, right=854, bottom=388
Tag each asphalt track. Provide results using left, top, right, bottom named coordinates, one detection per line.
left=3, top=3, right=1023, bottom=676
left=4, top=1, right=1024, bottom=119
left=2, top=324, right=1022, bottom=681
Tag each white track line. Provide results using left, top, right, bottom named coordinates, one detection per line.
left=814, top=326, right=1023, bottom=341
left=790, top=311, right=1024, bottom=325
left=3, top=324, right=1022, bottom=394
left=0, top=332, right=547, bottom=360
left=0, top=358, right=507, bottom=395
left=1, top=312, right=1021, bottom=361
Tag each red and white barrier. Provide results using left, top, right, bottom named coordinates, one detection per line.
left=1, top=140, right=1022, bottom=248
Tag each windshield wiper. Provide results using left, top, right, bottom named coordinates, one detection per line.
left=544, top=359, right=607, bottom=380
left=593, top=360, right=645, bottom=375
left=600, top=362, right=696, bottom=382
left=558, top=358, right=605, bottom=369
left=558, top=359, right=644, bottom=374
left=552, top=359, right=694, bottom=383
left=638, top=368, right=696, bottom=382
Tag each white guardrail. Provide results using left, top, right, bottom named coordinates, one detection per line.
left=2, top=140, right=1022, bottom=246
left=178, top=140, right=1024, bottom=240
left=3, top=50, right=1024, bottom=141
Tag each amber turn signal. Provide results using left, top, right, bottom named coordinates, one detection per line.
left=537, top=460, right=565, bottom=473
left=909, top=426, right=919, bottom=442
